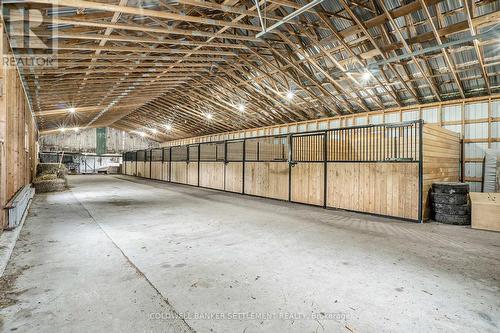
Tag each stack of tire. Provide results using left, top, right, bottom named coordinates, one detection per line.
left=431, top=182, right=470, bottom=225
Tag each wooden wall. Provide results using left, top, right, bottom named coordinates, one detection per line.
left=136, top=161, right=145, bottom=177
left=291, top=163, right=324, bottom=206
left=225, top=162, right=243, bottom=193
left=327, top=163, right=419, bottom=220
left=187, top=162, right=198, bottom=186
left=244, top=162, right=288, bottom=200
left=144, top=162, right=150, bottom=179
left=151, top=162, right=162, bottom=180
left=422, top=125, right=461, bottom=219
left=171, top=162, right=187, bottom=183
left=199, top=162, right=224, bottom=189
left=0, top=28, right=38, bottom=230
left=162, top=163, right=169, bottom=181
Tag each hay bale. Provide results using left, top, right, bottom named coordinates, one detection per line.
left=33, top=177, right=67, bottom=193
left=37, top=163, right=68, bottom=178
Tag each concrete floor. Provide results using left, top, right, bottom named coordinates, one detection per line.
left=1, top=175, right=499, bottom=333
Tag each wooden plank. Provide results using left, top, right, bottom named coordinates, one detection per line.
left=199, top=162, right=224, bottom=189
left=291, top=163, right=324, bottom=206
left=326, top=162, right=419, bottom=220
left=422, top=124, right=461, bottom=220
left=187, top=162, right=198, bottom=186
left=244, top=162, right=288, bottom=200
left=171, top=161, right=187, bottom=184
left=151, top=161, right=162, bottom=180
left=225, top=162, right=243, bottom=193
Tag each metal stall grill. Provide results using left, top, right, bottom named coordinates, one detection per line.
left=123, top=120, right=425, bottom=222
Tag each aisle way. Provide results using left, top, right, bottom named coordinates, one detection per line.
left=1, top=175, right=499, bottom=332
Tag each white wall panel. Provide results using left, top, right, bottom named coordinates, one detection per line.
left=491, top=122, right=500, bottom=138
left=442, top=105, right=461, bottom=121
left=422, top=107, right=439, bottom=123
left=465, top=123, right=488, bottom=139
left=355, top=116, right=368, bottom=125
left=492, top=100, right=500, bottom=118
left=369, top=114, right=383, bottom=124
left=465, top=142, right=488, bottom=158
left=443, top=125, right=461, bottom=134
left=465, top=102, right=488, bottom=120
left=465, top=163, right=482, bottom=179
left=329, top=120, right=340, bottom=128
left=402, top=109, right=418, bottom=121
left=384, top=112, right=399, bottom=123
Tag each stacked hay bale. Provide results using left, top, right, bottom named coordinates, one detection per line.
left=431, top=182, right=470, bottom=225
left=34, top=163, right=68, bottom=193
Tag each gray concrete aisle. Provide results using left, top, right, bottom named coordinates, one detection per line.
left=1, top=175, right=499, bottom=333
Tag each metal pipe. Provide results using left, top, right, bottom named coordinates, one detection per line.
left=256, top=0, right=324, bottom=38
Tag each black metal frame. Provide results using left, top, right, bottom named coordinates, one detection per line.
left=122, top=120, right=424, bottom=222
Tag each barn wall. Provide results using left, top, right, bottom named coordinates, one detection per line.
left=163, top=96, right=499, bottom=192
left=0, top=29, right=38, bottom=230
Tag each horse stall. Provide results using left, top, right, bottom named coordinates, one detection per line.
left=162, top=147, right=170, bottom=181
left=225, top=141, right=244, bottom=193
left=136, top=150, right=146, bottom=178
left=243, top=135, right=289, bottom=201
left=143, top=150, right=151, bottom=179
left=199, top=142, right=225, bottom=190
left=150, top=148, right=163, bottom=180
left=170, top=145, right=188, bottom=184
left=122, top=120, right=460, bottom=222
left=187, top=145, right=199, bottom=186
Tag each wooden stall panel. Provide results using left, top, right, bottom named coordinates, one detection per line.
left=144, top=162, right=151, bottom=178
left=291, top=163, right=324, bottom=206
left=244, top=162, right=288, bottom=200
left=171, top=162, right=187, bottom=183
left=422, top=125, right=460, bottom=219
left=123, top=161, right=129, bottom=175
left=199, top=162, right=224, bottom=189
left=131, top=162, right=136, bottom=176
left=327, top=162, right=418, bottom=220
left=187, top=162, right=199, bottom=186
left=136, top=161, right=145, bottom=177
left=151, top=162, right=162, bottom=180
left=162, top=162, right=170, bottom=181
left=225, top=162, right=243, bottom=193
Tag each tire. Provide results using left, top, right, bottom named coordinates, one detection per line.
left=434, top=213, right=470, bottom=225
left=433, top=203, right=469, bottom=215
left=432, top=182, right=469, bottom=194
left=431, top=193, right=468, bottom=205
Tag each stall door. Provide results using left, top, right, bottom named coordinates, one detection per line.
left=290, top=133, right=325, bottom=206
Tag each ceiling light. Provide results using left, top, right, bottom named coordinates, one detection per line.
left=286, top=90, right=295, bottom=100
left=165, top=124, right=172, bottom=131
left=150, top=128, right=158, bottom=134
left=237, top=104, right=245, bottom=112
left=73, top=127, right=79, bottom=132
left=59, top=127, right=66, bottom=132
left=139, top=132, right=146, bottom=137
left=68, top=107, right=76, bottom=113
left=362, top=71, right=371, bottom=81
left=205, top=112, right=213, bottom=120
